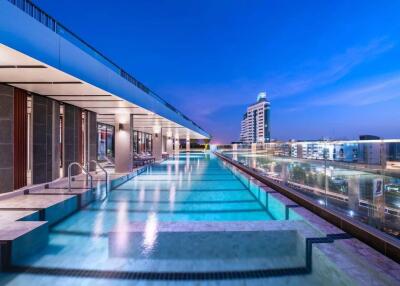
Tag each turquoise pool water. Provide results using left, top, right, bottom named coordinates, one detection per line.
left=0, top=153, right=349, bottom=285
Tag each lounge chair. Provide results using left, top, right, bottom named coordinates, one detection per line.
left=133, top=154, right=147, bottom=166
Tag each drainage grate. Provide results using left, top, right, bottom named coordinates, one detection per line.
left=5, top=233, right=353, bottom=281
left=6, top=265, right=310, bottom=281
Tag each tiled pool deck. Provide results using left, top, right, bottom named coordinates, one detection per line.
left=0, top=153, right=399, bottom=285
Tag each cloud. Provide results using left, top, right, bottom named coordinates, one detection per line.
left=310, top=73, right=400, bottom=107
left=163, top=80, right=261, bottom=119
left=167, top=37, right=395, bottom=119
left=160, top=38, right=396, bottom=142
left=268, top=37, right=395, bottom=99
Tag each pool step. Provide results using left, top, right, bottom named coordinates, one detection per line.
left=29, top=189, right=95, bottom=209
left=0, top=195, right=79, bottom=226
left=0, top=221, right=48, bottom=271
left=0, top=168, right=145, bottom=273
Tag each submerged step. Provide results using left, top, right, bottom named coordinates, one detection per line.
left=108, top=221, right=310, bottom=272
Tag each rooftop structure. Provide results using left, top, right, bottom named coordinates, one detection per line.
left=0, top=1, right=399, bottom=285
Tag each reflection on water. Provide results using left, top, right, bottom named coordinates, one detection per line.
left=223, top=151, right=400, bottom=238
left=142, top=212, right=159, bottom=256
left=169, top=185, right=176, bottom=210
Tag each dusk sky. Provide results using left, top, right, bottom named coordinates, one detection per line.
left=35, top=0, right=400, bottom=143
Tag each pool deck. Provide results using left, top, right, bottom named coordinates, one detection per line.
left=0, top=194, right=76, bottom=210
left=0, top=210, right=39, bottom=222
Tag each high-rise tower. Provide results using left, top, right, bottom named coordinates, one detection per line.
left=240, top=92, right=271, bottom=144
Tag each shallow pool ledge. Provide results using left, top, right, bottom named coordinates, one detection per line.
left=214, top=151, right=400, bottom=264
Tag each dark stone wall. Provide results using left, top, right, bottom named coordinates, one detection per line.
left=32, top=95, right=53, bottom=184
left=0, top=85, right=14, bottom=193
left=63, top=104, right=82, bottom=176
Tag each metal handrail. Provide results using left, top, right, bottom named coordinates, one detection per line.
left=88, top=160, right=109, bottom=198
left=68, top=162, right=93, bottom=192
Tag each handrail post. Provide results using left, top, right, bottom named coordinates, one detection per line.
left=68, top=162, right=93, bottom=193
left=89, top=160, right=109, bottom=197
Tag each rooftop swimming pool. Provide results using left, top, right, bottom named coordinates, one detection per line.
left=0, top=153, right=398, bottom=285
left=221, top=151, right=400, bottom=238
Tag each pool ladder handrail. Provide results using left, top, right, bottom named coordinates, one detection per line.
left=68, top=162, right=93, bottom=193
left=88, top=160, right=109, bottom=199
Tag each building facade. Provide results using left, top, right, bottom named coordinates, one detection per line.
left=240, top=92, right=271, bottom=144
left=0, top=0, right=209, bottom=193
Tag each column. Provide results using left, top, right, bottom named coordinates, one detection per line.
left=63, top=104, right=82, bottom=177
left=186, top=137, right=190, bottom=152
left=0, top=85, right=14, bottom=193
left=51, top=101, right=60, bottom=180
left=152, top=132, right=162, bottom=161
left=166, top=133, right=173, bottom=156
left=114, top=114, right=133, bottom=173
left=13, top=88, right=28, bottom=189
left=85, top=111, right=97, bottom=171
left=174, top=135, right=180, bottom=154
left=32, top=95, right=56, bottom=183
left=232, top=144, right=238, bottom=161
left=232, top=144, right=238, bottom=151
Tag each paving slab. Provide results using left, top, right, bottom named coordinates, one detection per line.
left=29, top=189, right=92, bottom=195
left=0, top=221, right=47, bottom=241
left=0, top=194, right=75, bottom=210
left=0, top=210, right=39, bottom=223
left=29, top=189, right=95, bottom=208
left=0, top=195, right=78, bottom=226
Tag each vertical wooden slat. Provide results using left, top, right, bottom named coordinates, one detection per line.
left=77, top=109, right=83, bottom=165
left=13, top=88, right=27, bottom=189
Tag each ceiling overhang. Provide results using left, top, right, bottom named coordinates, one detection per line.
left=0, top=44, right=206, bottom=139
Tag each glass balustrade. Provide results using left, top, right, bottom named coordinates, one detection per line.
left=217, top=140, right=400, bottom=239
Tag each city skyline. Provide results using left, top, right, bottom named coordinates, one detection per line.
left=34, top=0, right=400, bottom=143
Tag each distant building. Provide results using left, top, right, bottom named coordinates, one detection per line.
left=359, top=135, right=381, bottom=140
left=240, top=92, right=271, bottom=144
left=388, top=143, right=400, bottom=161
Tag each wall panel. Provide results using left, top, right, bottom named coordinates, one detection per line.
left=31, top=95, right=53, bottom=184
left=13, top=88, right=27, bottom=189
left=0, top=85, right=14, bottom=193
left=51, top=101, right=60, bottom=180
left=86, top=111, right=97, bottom=171
left=63, top=104, right=82, bottom=176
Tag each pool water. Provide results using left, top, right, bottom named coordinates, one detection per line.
left=0, top=153, right=361, bottom=285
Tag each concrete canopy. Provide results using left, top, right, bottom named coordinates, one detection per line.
left=0, top=0, right=209, bottom=140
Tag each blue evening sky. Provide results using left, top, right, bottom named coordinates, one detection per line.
left=35, top=0, right=400, bottom=143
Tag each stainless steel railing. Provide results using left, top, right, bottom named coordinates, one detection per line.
left=88, top=160, right=109, bottom=199
left=67, top=162, right=93, bottom=193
